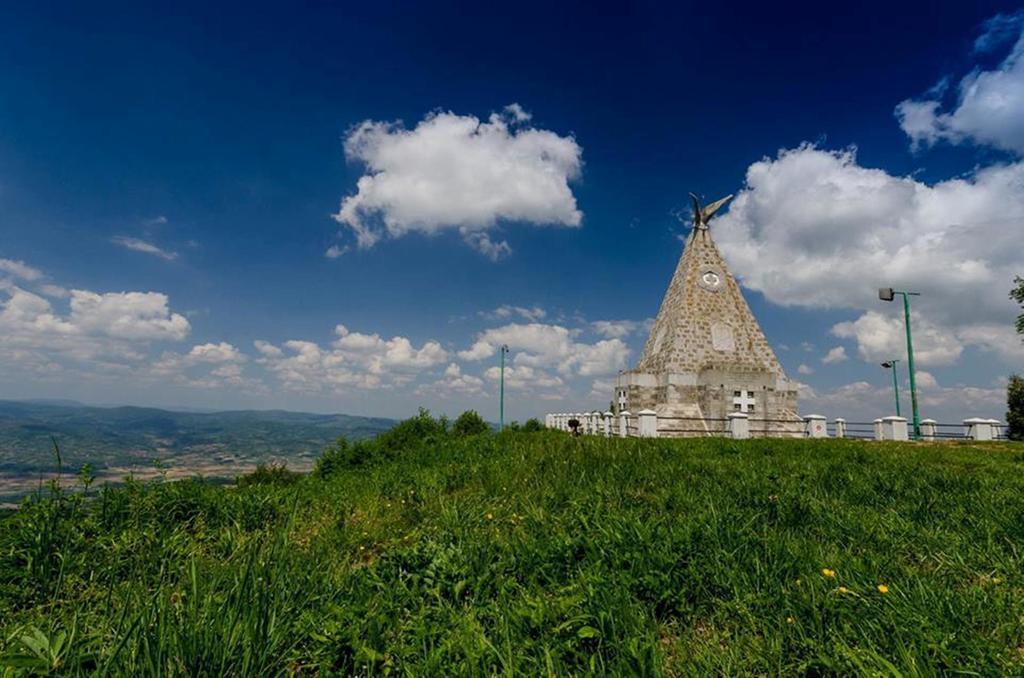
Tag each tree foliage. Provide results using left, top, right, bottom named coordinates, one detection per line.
left=452, top=410, right=489, bottom=437
left=1012, top=276, right=1024, bottom=337
left=1008, top=374, right=1024, bottom=441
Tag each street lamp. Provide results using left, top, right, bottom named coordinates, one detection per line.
left=880, top=359, right=901, bottom=417
left=499, top=344, right=509, bottom=431
left=879, top=288, right=921, bottom=439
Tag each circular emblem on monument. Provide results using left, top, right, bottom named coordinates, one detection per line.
left=698, top=266, right=724, bottom=292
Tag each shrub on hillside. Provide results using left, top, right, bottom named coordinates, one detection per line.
left=315, top=409, right=450, bottom=476
left=237, top=463, right=301, bottom=488
left=1008, top=374, right=1024, bottom=441
left=521, top=418, right=544, bottom=432
left=452, top=410, right=489, bottom=436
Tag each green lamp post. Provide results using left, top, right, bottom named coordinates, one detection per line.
left=879, top=288, right=921, bottom=439
left=880, top=359, right=901, bottom=417
left=499, top=344, right=509, bottom=431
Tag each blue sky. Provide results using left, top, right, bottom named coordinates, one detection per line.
left=1, top=1, right=1023, bottom=422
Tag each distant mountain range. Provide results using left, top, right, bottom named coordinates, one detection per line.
left=0, top=400, right=396, bottom=503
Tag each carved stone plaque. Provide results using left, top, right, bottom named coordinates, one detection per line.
left=711, top=322, right=735, bottom=351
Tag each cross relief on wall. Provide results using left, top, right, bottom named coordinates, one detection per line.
left=732, top=389, right=756, bottom=413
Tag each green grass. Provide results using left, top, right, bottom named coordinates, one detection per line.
left=2, top=430, right=1024, bottom=675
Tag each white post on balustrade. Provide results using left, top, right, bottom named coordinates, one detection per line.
left=619, top=411, right=630, bottom=438
left=834, top=418, right=846, bottom=438
left=881, top=415, right=909, bottom=441
left=638, top=409, right=658, bottom=438
left=920, top=418, right=936, bottom=441
left=603, top=411, right=613, bottom=437
left=804, top=414, right=827, bottom=438
left=873, top=419, right=883, bottom=440
left=591, top=411, right=602, bottom=435
left=728, top=412, right=750, bottom=439
left=964, top=417, right=993, bottom=441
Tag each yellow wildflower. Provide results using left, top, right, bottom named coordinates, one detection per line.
left=786, top=616, right=795, bottom=624
left=485, top=513, right=493, bottom=520
left=877, top=584, right=889, bottom=594
left=837, top=586, right=850, bottom=594
left=822, top=568, right=836, bottom=578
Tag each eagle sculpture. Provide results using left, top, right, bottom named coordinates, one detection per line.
left=689, top=193, right=733, bottom=230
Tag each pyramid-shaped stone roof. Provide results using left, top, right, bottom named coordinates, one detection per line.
left=634, top=226, right=787, bottom=378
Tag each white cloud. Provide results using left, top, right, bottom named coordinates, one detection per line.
left=333, top=105, right=583, bottom=255
left=896, top=18, right=1024, bottom=154
left=419, top=362, right=486, bottom=397
left=480, top=305, right=547, bottom=322
left=0, top=277, right=191, bottom=383
left=797, top=363, right=814, bottom=375
left=483, top=364, right=564, bottom=392
left=713, top=144, right=1024, bottom=368
left=38, top=284, right=69, bottom=298
left=831, top=311, right=964, bottom=366
left=821, top=346, right=848, bottom=364
left=256, top=325, right=449, bottom=393
left=111, top=236, right=178, bottom=261
left=187, top=342, right=246, bottom=363
left=325, top=244, right=350, bottom=259
left=458, top=322, right=630, bottom=379
left=0, top=258, right=43, bottom=281
left=915, top=370, right=939, bottom=390
left=590, top=318, right=653, bottom=339
left=69, top=290, right=190, bottom=341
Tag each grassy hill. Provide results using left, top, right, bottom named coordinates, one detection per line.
left=0, top=400, right=395, bottom=504
left=2, top=421, right=1024, bottom=674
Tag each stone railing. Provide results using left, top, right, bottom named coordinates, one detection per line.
left=543, top=412, right=1008, bottom=442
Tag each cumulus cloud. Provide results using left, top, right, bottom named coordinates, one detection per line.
left=820, top=346, right=848, bottom=364
left=256, top=324, right=448, bottom=392
left=483, top=364, right=565, bottom=394
left=0, top=277, right=191, bottom=381
left=419, top=362, right=486, bottom=397
left=1, top=286, right=189, bottom=343
left=151, top=342, right=260, bottom=390
left=0, top=258, right=43, bottom=281
left=68, top=290, right=190, bottom=341
left=111, top=236, right=178, bottom=261
left=713, top=144, right=1024, bottom=367
left=458, top=322, right=630, bottom=379
left=896, top=15, right=1024, bottom=154
left=480, top=305, right=547, bottom=322
left=590, top=318, right=653, bottom=339
left=797, top=363, right=814, bottom=375
left=333, top=105, right=583, bottom=255
left=831, top=311, right=965, bottom=366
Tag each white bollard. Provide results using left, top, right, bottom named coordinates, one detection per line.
left=873, top=419, right=883, bottom=440
left=728, top=412, right=750, bottom=439
left=964, top=417, right=993, bottom=441
left=881, top=416, right=909, bottom=441
left=619, top=411, right=630, bottom=438
left=834, top=418, right=846, bottom=438
left=803, top=414, right=827, bottom=438
left=592, top=411, right=602, bottom=435
left=638, top=409, right=658, bottom=438
left=920, top=418, right=936, bottom=441
left=603, top=411, right=613, bottom=437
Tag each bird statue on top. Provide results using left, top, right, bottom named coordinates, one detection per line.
left=689, top=193, right=733, bottom=230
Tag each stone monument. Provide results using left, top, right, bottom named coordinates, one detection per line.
left=614, top=193, right=800, bottom=436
